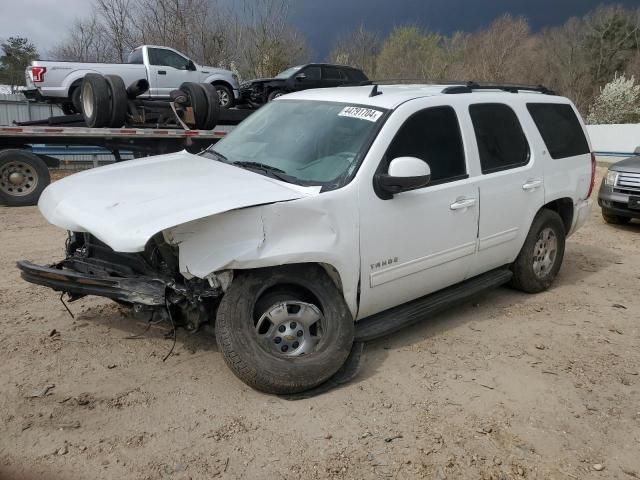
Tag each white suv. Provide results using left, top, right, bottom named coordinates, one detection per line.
left=19, top=83, right=595, bottom=394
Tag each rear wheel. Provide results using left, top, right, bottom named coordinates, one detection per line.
left=81, top=74, right=112, bottom=128
left=510, top=209, right=566, bottom=293
left=602, top=210, right=631, bottom=225
left=0, top=149, right=50, bottom=206
left=215, top=265, right=354, bottom=394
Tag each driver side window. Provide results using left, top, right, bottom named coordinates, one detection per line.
left=149, top=48, right=190, bottom=70
left=385, top=106, right=467, bottom=185
left=300, top=66, right=321, bottom=81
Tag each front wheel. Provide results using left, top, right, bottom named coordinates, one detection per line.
left=214, top=84, right=234, bottom=109
left=510, top=209, right=566, bottom=293
left=215, top=265, right=354, bottom=394
left=267, top=89, right=285, bottom=102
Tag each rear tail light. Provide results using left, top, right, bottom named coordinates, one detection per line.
left=587, top=152, right=596, bottom=197
left=30, top=66, right=46, bottom=83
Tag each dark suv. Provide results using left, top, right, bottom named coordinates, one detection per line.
left=239, top=63, right=368, bottom=106
left=598, top=148, right=640, bottom=224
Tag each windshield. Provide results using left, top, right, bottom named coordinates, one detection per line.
left=204, top=100, right=386, bottom=187
left=275, top=66, right=302, bottom=79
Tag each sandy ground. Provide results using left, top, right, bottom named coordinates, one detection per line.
left=1, top=167, right=639, bottom=480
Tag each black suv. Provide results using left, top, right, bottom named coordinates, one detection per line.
left=239, top=63, right=368, bottom=106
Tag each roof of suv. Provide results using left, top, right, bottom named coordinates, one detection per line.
left=283, top=84, right=569, bottom=110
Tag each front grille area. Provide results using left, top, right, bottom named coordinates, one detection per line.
left=614, top=171, right=640, bottom=195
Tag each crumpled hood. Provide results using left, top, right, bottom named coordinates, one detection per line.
left=38, top=151, right=317, bottom=252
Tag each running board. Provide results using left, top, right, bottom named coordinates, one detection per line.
left=354, top=268, right=513, bottom=342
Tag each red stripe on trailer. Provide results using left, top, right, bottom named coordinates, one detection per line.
left=118, top=129, right=137, bottom=134
left=185, top=130, right=200, bottom=136
left=1, top=127, right=23, bottom=132
left=43, top=128, right=64, bottom=133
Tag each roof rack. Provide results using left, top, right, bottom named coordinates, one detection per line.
left=442, top=81, right=556, bottom=95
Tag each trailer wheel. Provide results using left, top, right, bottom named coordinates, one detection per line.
left=82, top=74, right=112, bottom=128
left=104, top=75, right=128, bottom=128
left=199, top=83, right=221, bottom=130
left=0, top=149, right=50, bottom=207
left=71, top=86, right=83, bottom=112
left=180, top=82, right=208, bottom=129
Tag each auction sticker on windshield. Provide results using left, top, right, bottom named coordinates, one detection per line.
left=338, top=106, right=383, bottom=122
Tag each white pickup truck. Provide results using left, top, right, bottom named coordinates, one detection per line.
left=18, top=83, right=594, bottom=394
left=24, top=45, right=240, bottom=112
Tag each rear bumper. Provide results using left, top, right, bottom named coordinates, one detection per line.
left=17, top=260, right=166, bottom=306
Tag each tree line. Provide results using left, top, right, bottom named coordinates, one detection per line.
left=1, top=1, right=639, bottom=119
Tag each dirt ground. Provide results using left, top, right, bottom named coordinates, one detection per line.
left=1, top=166, right=639, bottom=480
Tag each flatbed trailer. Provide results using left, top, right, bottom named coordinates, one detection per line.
left=0, top=123, right=237, bottom=207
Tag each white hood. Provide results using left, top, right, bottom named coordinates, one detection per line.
left=38, top=151, right=317, bottom=252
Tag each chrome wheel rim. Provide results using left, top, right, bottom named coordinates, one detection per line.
left=82, top=82, right=94, bottom=117
left=217, top=88, right=230, bottom=107
left=0, top=161, right=38, bottom=197
left=532, top=227, right=557, bottom=278
left=255, top=301, right=323, bottom=357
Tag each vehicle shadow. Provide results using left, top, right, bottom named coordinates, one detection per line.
left=351, top=241, right=622, bottom=385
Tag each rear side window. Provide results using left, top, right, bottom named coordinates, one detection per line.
left=470, top=103, right=530, bottom=174
left=301, top=66, right=321, bottom=80
left=323, top=67, right=347, bottom=80
left=527, top=103, right=590, bottom=159
left=386, top=106, right=467, bottom=185
left=347, top=69, right=368, bottom=82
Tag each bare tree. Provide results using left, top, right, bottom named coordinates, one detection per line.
left=376, top=26, right=444, bottom=81
left=52, top=15, right=116, bottom=62
left=94, top=0, right=137, bottom=62
left=329, top=25, right=380, bottom=77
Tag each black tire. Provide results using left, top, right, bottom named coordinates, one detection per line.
left=214, top=84, right=234, bottom=109
left=0, top=149, right=50, bottom=207
left=179, top=82, right=208, bottom=129
left=510, top=209, right=566, bottom=293
left=199, top=83, right=221, bottom=130
left=602, top=210, right=631, bottom=225
left=216, top=264, right=355, bottom=394
left=71, top=85, right=82, bottom=112
left=81, top=74, right=112, bottom=128
left=104, top=75, right=128, bottom=128
left=267, top=89, right=285, bottom=102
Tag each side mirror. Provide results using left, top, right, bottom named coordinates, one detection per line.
left=374, top=157, right=431, bottom=199
left=295, top=73, right=306, bottom=81
left=187, top=60, right=197, bottom=71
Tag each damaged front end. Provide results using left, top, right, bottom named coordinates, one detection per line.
left=17, top=232, right=222, bottom=331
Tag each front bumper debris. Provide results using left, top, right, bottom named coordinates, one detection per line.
left=17, top=260, right=166, bottom=306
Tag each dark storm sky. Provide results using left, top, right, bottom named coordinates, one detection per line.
left=291, top=0, right=640, bottom=59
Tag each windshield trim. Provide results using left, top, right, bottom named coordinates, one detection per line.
left=203, top=99, right=390, bottom=191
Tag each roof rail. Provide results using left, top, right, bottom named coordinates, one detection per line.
left=442, top=82, right=556, bottom=95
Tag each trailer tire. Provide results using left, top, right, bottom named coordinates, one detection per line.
left=104, top=75, right=128, bottom=128
left=180, top=82, right=208, bottom=129
left=0, top=149, right=50, bottom=207
left=82, top=74, right=112, bottom=128
left=199, top=83, right=221, bottom=130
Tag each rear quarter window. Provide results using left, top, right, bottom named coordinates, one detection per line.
left=526, top=103, right=590, bottom=159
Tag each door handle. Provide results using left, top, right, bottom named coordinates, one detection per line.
left=158, top=70, right=167, bottom=75
left=450, top=198, right=477, bottom=211
left=522, top=179, right=542, bottom=191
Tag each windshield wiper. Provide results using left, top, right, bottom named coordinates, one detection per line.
left=233, top=161, right=286, bottom=174
left=203, top=149, right=229, bottom=163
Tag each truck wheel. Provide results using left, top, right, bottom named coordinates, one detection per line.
left=602, top=210, right=631, bottom=225
left=214, top=84, right=234, bottom=109
left=81, top=74, right=112, bottom=128
left=180, top=82, right=208, bottom=129
left=0, top=149, right=50, bottom=207
left=267, top=89, right=285, bottom=102
left=71, top=86, right=83, bottom=113
left=104, top=75, right=128, bottom=128
left=199, top=83, right=221, bottom=130
left=510, top=209, right=566, bottom=293
left=216, top=265, right=355, bottom=394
